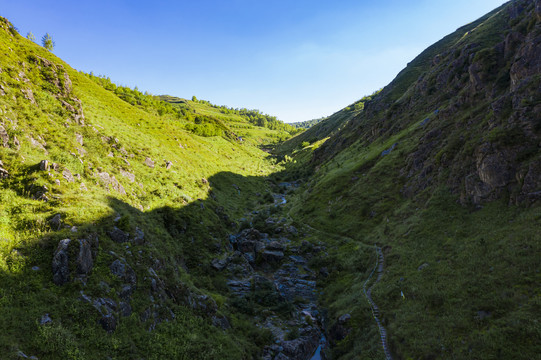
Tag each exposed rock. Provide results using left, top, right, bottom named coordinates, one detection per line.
left=0, top=165, right=9, bottom=179
left=144, top=157, right=155, bottom=168
left=165, top=161, right=173, bottom=169
left=227, top=279, right=252, bottom=298
left=108, top=227, right=130, bottom=243
left=99, top=314, right=117, bottom=333
left=40, top=313, right=52, bottom=325
left=13, top=135, right=20, bottom=151
left=281, top=329, right=319, bottom=360
left=28, top=136, right=47, bottom=153
left=0, top=125, right=9, bottom=147
left=211, top=257, right=229, bottom=271
left=510, top=28, right=541, bottom=91
left=120, top=169, right=135, bottom=183
left=62, top=168, right=75, bottom=183
left=381, top=143, right=397, bottom=157
left=261, top=250, right=284, bottom=264
left=97, top=172, right=126, bottom=194
left=16, top=350, right=38, bottom=359
left=52, top=239, right=71, bottom=285
left=48, top=214, right=61, bottom=230
left=132, top=227, right=145, bottom=245
left=418, top=263, right=430, bottom=271
left=21, top=88, right=35, bottom=104
left=212, top=315, right=231, bottom=330
left=267, top=241, right=285, bottom=252
left=110, top=259, right=137, bottom=285
left=119, top=301, right=132, bottom=317
left=39, top=160, right=49, bottom=171
left=329, top=313, right=352, bottom=346
left=75, top=133, right=83, bottom=146
left=76, top=238, right=93, bottom=275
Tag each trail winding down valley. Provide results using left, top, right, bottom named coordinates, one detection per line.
left=363, top=246, right=393, bottom=360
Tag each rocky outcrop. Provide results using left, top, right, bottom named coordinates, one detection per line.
left=0, top=125, right=8, bottom=147
left=52, top=239, right=71, bottom=285
left=97, top=172, right=126, bottom=195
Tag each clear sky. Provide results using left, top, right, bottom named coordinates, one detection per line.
left=1, top=0, right=507, bottom=123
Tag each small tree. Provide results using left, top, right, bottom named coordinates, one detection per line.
left=41, top=33, right=55, bottom=51
left=26, top=32, right=35, bottom=42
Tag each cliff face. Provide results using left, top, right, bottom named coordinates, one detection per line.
left=311, top=0, right=541, bottom=206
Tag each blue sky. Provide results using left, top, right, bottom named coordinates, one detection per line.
left=1, top=0, right=507, bottom=122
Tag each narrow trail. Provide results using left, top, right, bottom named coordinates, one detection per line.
left=283, top=189, right=392, bottom=359
left=363, top=246, right=393, bottom=360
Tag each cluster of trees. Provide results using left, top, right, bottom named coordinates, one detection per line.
left=25, top=31, right=55, bottom=51
left=190, top=97, right=300, bottom=135
left=290, top=117, right=328, bottom=129
left=85, top=73, right=191, bottom=118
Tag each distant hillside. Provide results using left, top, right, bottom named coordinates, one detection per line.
left=289, top=117, right=327, bottom=129
left=159, top=94, right=302, bottom=139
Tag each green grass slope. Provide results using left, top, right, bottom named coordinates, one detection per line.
left=281, top=1, right=541, bottom=359
left=0, top=17, right=288, bottom=359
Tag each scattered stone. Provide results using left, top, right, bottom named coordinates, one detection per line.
left=99, top=314, right=117, bottom=333
left=476, top=310, right=492, bottom=320
left=97, top=172, right=126, bottom=194
left=13, top=135, right=20, bottom=151
left=31, top=266, right=40, bottom=271
left=267, top=241, right=285, bottom=252
left=119, top=301, right=132, bottom=317
left=40, top=313, right=52, bottom=325
left=76, top=238, right=93, bottom=275
left=144, top=157, right=155, bottom=168
left=381, top=143, right=397, bottom=157
left=287, top=225, right=298, bottom=235
left=16, top=350, right=38, bottom=359
left=120, top=169, right=135, bottom=182
left=212, top=315, right=231, bottom=330
left=52, top=239, right=71, bottom=285
left=0, top=125, right=9, bottom=147
left=110, top=259, right=137, bottom=285
left=417, top=263, right=429, bottom=271
left=75, top=133, right=83, bottom=146
left=62, top=168, right=75, bottom=182
left=211, top=258, right=228, bottom=271
left=165, top=161, right=173, bottom=169
left=0, top=165, right=8, bottom=179
left=261, top=250, right=284, bottom=264
left=108, top=227, right=130, bottom=243
left=48, top=214, right=61, bottom=230
left=39, top=160, right=49, bottom=171
left=132, top=227, right=145, bottom=245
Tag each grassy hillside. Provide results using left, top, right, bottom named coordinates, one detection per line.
left=278, top=1, right=541, bottom=359
left=0, top=17, right=291, bottom=359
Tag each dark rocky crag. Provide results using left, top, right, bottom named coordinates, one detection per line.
left=312, top=0, right=541, bottom=206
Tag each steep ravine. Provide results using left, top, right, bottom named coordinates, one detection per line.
left=211, top=182, right=326, bottom=360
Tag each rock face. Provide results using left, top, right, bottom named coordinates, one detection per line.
left=49, top=214, right=62, bottom=230
left=144, top=157, right=155, bottom=168
left=52, top=239, right=71, bottom=285
left=76, top=238, right=94, bottom=275
left=110, top=259, right=137, bottom=286
left=97, top=172, right=126, bottom=194
left=0, top=125, right=9, bottom=147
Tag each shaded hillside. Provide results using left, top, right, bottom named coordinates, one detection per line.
left=280, top=1, right=541, bottom=359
